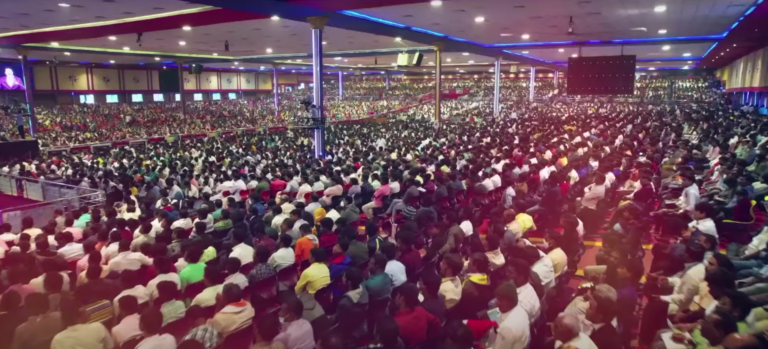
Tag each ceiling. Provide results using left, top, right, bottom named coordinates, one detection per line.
left=0, top=0, right=763, bottom=71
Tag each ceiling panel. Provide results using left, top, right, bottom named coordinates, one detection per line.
left=515, top=42, right=712, bottom=62
left=0, top=0, right=201, bottom=34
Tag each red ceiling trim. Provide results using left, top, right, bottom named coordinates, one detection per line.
left=725, top=87, right=768, bottom=92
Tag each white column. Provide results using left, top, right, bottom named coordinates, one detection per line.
left=529, top=67, right=536, bottom=101
left=493, top=57, right=501, bottom=118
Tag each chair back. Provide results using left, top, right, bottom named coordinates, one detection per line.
left=220, top=324, right=254, bottom=349
left=276, top=264, right=299, bottom=291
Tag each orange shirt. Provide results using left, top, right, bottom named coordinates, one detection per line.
left=294, top=236, right=317, bottom=264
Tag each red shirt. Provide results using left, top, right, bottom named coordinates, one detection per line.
left=397, top=249, right=423, bottom=282
left=270, top=179, right=287, bottom=191
left=394, top=306, right=440, bottom=347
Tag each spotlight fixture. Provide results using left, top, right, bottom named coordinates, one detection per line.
left=234, top=62, right=239, bottom=65
left=51, top=42, right=59, bottom=46
left=154, top=57, right=160, bottom=61
left=334, top=57, right=342, bottom=60
left=571, top=54, right=578, bottom=57
left=662, top=45, right=670, bottom=50
left=462, top=52, right=469, bottom=56
left=654, top=5, right=667, bottom=12
left=58, top=3, right=70, bottom=7
left=266, top=48, right=273, bottom=53
left=182, top=25, right=192, bottom=31
left=658, top=29, right=667, bottom=34
left=271, top=15, right=280, bottom=20
left=475, top=16, right=485, bottom=23
left=521, top=34, right=530, bottom=39
left=123, top=46, right=130, bottom=51
left=558, top=48, right=565, bottom=52
left=109, top=60, right=115, bottom=63
left=683, top=53, right=691, bottom=56
left=522, top=51, right=529, bottom=54
left=64, top=52, right=71, bottom=55
left=322, top=41, right=327, bottom=45
left=446, top=58, right=452, bottom=62
left=179, top=41, right=186, bottom=46
left=213, top=53, right=218, bottom=56
left=431, top=1, right=442, bottom=6
left=108, top=36, right=117, bottom=41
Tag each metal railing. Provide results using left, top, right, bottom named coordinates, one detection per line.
left=0, top=175, right=104, bottom=229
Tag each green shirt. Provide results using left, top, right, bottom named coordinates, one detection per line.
left=256, top=181, right=270, bottom=193
left=200, top=246, right=217, bottom=264
left=214, top=219, right=233, bottom=231
left=73, top=213, right=91, bottom=229
left=211, top=209, right=223, bottom=221
left=179, top=262, right=206, bottom=288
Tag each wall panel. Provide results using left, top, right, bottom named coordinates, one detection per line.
left=56, top=67, right=88, bottom=91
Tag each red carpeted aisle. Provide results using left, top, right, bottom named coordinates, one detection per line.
left=0, top=193, right=40, bottom=210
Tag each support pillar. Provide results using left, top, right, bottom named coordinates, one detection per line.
left=18, top=51, right=37, bottom=137
left=272, top=65, right=279, bottom=116
left=554, top=72, right=559, bottom=88
left=177, top=61, right=186, bottom=117
left=493, top=57, right=501, bottom=118
left=529, top=66, right=536, bottom=101
left=434, top=42, right=443, bottom=124
left=338, top=70, right=344, bottom=100
left=309, top=16, right=328, bottom=159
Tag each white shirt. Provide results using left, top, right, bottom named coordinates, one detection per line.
left=555, top=333, right=598, bottom=349
left=688, top=218, right=718, bottom=237
left=271, top=214, right=288, bottom=230
left=678, top=184, right=701, bottom=214
left=114, top=285, right=150, bottom=315
left=136, top=334, right=176, bottom=349
left=532, top=250, right=556, bottom=291
left=490, top=174, right=502, bottom=189
left=170, top=218, right=193, bottom=231
left=111, top=313, right=142, bottom=346
left=29, top=271, right=71, bottom=292
left=490, top=305, right=530, bottom=349
left=101, top=242, right=120, bottom=264
left=581, top=184, right=606, bottom=210
left=661, top=262, right=706, bottom=313
left=268, top=247, right=295, bottom=271
left=108, top=251, right=152, bottom=272
left=229, top=243, right=255, bottom=265
left=517, top=282, right=541, bottom=323
left=58, top=242, right=85, bottom=261
left=146, top=273, right=181, bottom=301
left=385, top=260, right=407, bottom=287
left=460, top=220, right=474, bottom=236
left=224, top=272, right=249, bottom=290
left=193, top=215, right=214, bottom=233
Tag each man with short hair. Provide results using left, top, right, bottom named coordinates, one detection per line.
left=209, top=284, right=255, bottom=336
left=11, top=292, right=64, bottom=349
left=110, top=296, right=143, bottom=346
left=108, top=240, right=152, bottom=273
left=267, top=234, right=295, bottom=271
left=439, top=253, right=464, bottom=309
left=135, top=308, right=176, bottom=349
left=505, top=258, right=540, bottom=324
left=228, top=229, right=255, bottom=266
left=57, top=231, right=84, bottom=261
left=553, top=314, right=598, bottom=349
left=489, top=281, right=530, bottom=349
left=50, top=300, right=114, bottom=349
left=393, top=283, right=440, bottom=348
left=274, top=296, right=315, bottom=349
left=295, top=248, right=330, bottom=294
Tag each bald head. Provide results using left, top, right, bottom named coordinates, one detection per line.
left=553, top=314, right=581, bottom=343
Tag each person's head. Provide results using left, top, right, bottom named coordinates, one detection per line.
left=343, top=267, right=364, bottom=290
left=504, top=257, right=532, bottom=287
left=278, top=233, right=293, bottom=248
left=118, top=295, right=139, bottom=316
left=299, top=223, right=312, bottom=237
left=85, top=263, right=103, bottom=281
left=120, top=269, right=139, bottom=289
left=185, top=246, right=204, bottom=264
left=255, top=245, right=270, bottom=264
left=700, top=310, right=740, bottom=346
left=494, top=281, right=519, bottom=313
left=184, top=305, right=208, bottom=328
left=614, top=257, right=644, bottom=285
left=395, top=282, right=420, bottom=310
left=681, top=172, right=695, bottom=187
left=440, top=253, right=464, bottom=278
left=333, top=236, right=350, bottom=256
left=716, top=289, right=754, bottom=321
left=139, top=307, right=163, bottom=335
left=310, top=247, right=327, bottom=264
left=279, top=218, right=294, bottom=233
left=553, top=314, right=582, bottom=344
left=118, top=239, right=131, bottom=253
left=279, top=296, right=304, bottom=323
left=225, top=257, right=242, bottom=275
left=316, top=333, right=344, bottom=349
left=60, top=298, right=84, bottom=327
left=24, top=292, right=50, bottom=316
left=395, top=229, right=415, bottom=252
left=693, top=202, right=716, bottom=220
left=585, top=284, right=617, bottom=324
left=43, top=272, right=64, bottom=294
left=203, top=265, right=223, bottom=286
left=705, top=268, right=736, bottom=300
left=468, top=252, right=490, bottom=274
left=220, top=283, right=243, bottom=304
left=156, top=280, right=179, bottom=303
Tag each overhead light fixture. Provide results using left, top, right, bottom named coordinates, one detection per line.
left=231, top=66, right=235, bottom=69
left=658, top=29, right=667, bottom=34
left=344, top=59, right=348, bottom=62
left=446, top=58, right=452, bottom=62
left=234, top=62, right=239, bottom=65
left=358, top=64, right=363, bottom=67
left=733, top=44, right=737, bottom=47
left=260, top=66, right=265, bottom=69
left=109, top=60, right=115, bottom=63
left=521, top=34, right=530, bottom=39
left=123, top=46, right=130, bottom=51
left=462, top=52, right=470, bottom=56
left=154, top=57, right=160, bottom=61
left=500, top=33, right=513, bottom=37
left=322, top=41, right=327, bottom=45
left=179, top=41, right=186, bottom=46
left=296, top=59, right=302, bottom=62
left=395, top=37, right=402, bottom=42
left=687, top=61, right=692, bottom=63
left=239, top=67, right=244, bottom=70
left=51, top=42, right=59, bottom=46
left=682, top=65, right=689, bottom=69
left=571, top=54, right=578, bottom=57
left=428, top=61, right=434, bottom=65
left=182, top=25, right=192, bottom=31
left=334, top=57, right=342, bottom=60
left=213, top=53, right=218, bottom=56
left=475, top=16, right=485, bottom=23
left=468, top=60, right=475, bottom=64
left=108, top=36, right=117, bottom=41
left=390, top=63, right=397, bottom=66
left=558, top=48, right=564, bottom=52
left=654, top=5, right=667, bottom=12
left=64, top=52, right=71, bottom=56
left=58, top=3, right=70, bottom=7
left=431, top=0, right=442, bottom=7
left=682, top=52, right=691, bottom=57
left=662, top=45, right=670, bottom=50
left=522, top=51, right=529, bottom=54
left=649, top=67, right=656, bottom=70
left=266, top=48, right=273, bottom=53
left=271, top=15, right=280, bottom=20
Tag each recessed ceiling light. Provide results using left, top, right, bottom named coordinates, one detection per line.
left=108, top=36, right=117, bottom=41
left=521, top=68, right=526, bottom=72
left=431, top=1, right=442, bottom=7
left=182, top=25, right=192, bottom=31
left=446, top=58, right=452, bottom=62
left=468, top=60, right=475, bottom=64
left=58, top=3, right=70, bottom=7
left=658, top=29, right=667, bottom=34
left=212, top=53, right=218, bottom=56
left=522, top=51, right=529, bottom=54
left=500, top=33, right=513, bottom=37
left=558, top=48, right=564, bottom=52
left=271, top=15, right=280, bottom=20
left=395, top=37, right=402, bottom=42
left=358, top=64, right=363, bottom=67
left=155, top=57, right=160, bottom=61
left=179, top=41, right=186, bottom=46
left=234, top=62, right=239, bottom=65
left=64, top=52, right=71, bottom=56
left=521, top=34, right=530, bottom=40
left=428, top=61, right=434, bottom=65
left=475, top=16, right=485, bottom=23
left=687, top=61, right=692, bottom=63
left=682, top=52, right=691, bottom=57
left=123, top=46, right=130, bottom=51
left=260, top=66, right=265, bottom=69
left=344, top=59, right=348, bottom=62
left=334, top=57, right=342, bottom=60
left=266, top=48, right=273, bottom=53
left=662, top=45, right=670, bottom=50
left=231, top=66, right=235, bottom=69
left=17, top=55, right=21, bottom=59
left=109, top=60, right=115, bottom=63
left=239, top=67, right=244, bottom=70
left=654, top=5, right=667, bottom=12
left=322, top=41, right=327, bottom=45
left=733, top=44, right=737, bottom=47
left=682, top=65, right=689, bottom=69
left=649, top=67, right=656, bottom=70
left=571, top=54, right=578, bottom=57
left=390, top=63, right=397, bottom=66
left=51, top=42, right=59, bottom=46
left=462, top=52, right=471, bottom=56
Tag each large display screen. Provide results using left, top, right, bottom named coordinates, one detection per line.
left=0, top=63, right=25, bottom=90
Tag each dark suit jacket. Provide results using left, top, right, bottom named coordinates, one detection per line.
left=590, top=323, right=623, bottom=349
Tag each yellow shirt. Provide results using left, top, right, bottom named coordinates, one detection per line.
left=295, top=262, right=330, bottom=294
left=548, top=247, right=568, bottom=277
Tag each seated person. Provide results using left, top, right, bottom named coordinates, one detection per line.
left=209, top=284, right=255, bottom=336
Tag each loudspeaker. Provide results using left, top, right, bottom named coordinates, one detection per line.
left=188, top=64, right=203, bottom=74
left=411, top=52, right=423, bottom=67
left=397, top=53, right=410, bottom=66
left=566, top=55, right=636, bottom=95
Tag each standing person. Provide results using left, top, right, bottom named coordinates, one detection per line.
left=488, top=281, right=530, bottom=349
left=50, top=300, right=114, bottom=349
